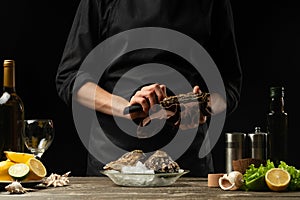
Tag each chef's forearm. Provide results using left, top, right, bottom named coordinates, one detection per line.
left=75, top=82, right=131, bottom=118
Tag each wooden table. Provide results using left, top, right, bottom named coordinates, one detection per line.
left=1, top=177, right=300, bottom=200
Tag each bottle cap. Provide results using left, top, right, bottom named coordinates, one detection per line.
left=3, top=60, right=15, bottom=68
left=254, top=127, right=261, bottom=133
left=270, top=86, right=284, bottom=97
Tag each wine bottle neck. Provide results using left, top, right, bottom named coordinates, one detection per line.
left=270, top=97, right=285, bottom=113
left=3, top=86, right=16, bottom=93
left=3, top=60, right=16, bottom=93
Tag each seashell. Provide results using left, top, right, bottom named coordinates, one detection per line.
left=219, top=171, right=244, bottom=191
left=5, top=181, right=33, bottom=194
left=42, top=171, right=71, bottom=187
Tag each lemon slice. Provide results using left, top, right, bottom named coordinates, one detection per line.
left=265, top=168, right=290, bottom=191
left=25, top=158, right=47, bottom=180
left=4, top=151, right=34, bottom=163
left=8, top=163, right=30, bottom=180
left=0, top=160, right=15, bottom=181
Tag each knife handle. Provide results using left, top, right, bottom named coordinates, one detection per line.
left=123, top=104, right=143, bottom=114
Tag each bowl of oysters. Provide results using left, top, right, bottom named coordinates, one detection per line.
left=100, top=150, right=189, bottom=187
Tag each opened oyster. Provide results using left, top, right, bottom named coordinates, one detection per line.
left=103, top=150, right=145, bottom=171
left=124, top=91, right=212, bottom=116
left=144, top=150, right=180, bottom=173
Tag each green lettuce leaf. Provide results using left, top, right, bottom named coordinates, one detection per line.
left=278, top=161, right=300, bottom=191
left=243, top=160, right=275, bottom=184
left=242, top=159, right=300, bottom=191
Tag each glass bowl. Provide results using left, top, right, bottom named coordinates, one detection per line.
left=101, top=169, right=189, bottom=187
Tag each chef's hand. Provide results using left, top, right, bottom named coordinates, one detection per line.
left=129, top=83, right=167, bottom=119
left=137, top=85, right=210, bottom=127
left=136, top=85, right=211, bottom=138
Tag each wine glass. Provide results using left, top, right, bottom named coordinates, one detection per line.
left=23, top=119, right=55, bottom=159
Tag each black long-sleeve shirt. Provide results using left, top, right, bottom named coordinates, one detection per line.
left=56, top=0, right=242, bottom=177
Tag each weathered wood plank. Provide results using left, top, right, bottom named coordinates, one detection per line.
left=1, top=177, right=300, bottom=200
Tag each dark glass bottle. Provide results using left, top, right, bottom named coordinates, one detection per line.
left=266, top=86, right=288, bottom=164
left=0, top=60, right=25, bottom=160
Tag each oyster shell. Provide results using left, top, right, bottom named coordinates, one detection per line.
left=144, top=150, right=180, bottom=173
left=103, top=150, right=145, bottom=171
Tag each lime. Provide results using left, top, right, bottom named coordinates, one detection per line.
left=265, top=168, right=290, bottom=192
left=245, top=175, right=269, bottom=191
left=8, top=163, right=30, bottom=180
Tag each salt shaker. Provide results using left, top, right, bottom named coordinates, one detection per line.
left=248, top=127, right=269, bottom=161
left=225, top=132, right=246, bottom=174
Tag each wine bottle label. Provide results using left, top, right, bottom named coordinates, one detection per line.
left=0, top=92, right=11, bottom=104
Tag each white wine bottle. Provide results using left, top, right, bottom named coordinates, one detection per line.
left=0, top=60, right=25, bottom=160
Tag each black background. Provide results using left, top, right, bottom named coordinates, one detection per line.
left=0, top=1, right=299, bottom=175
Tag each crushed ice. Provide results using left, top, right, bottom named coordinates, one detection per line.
left=121, top=161, right=154, bottom=174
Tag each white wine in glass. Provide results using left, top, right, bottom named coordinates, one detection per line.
left=23, top=119, right=54, bottom=158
